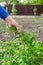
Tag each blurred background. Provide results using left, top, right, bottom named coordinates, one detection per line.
left=0, top=0, right=43, bottom=15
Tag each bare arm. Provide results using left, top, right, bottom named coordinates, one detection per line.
left=0, top=6, right=21, bottom=33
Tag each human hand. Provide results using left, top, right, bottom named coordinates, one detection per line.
left=9, top=22, right=22, bottom=33
left=5, top=16, right=22, bottom=33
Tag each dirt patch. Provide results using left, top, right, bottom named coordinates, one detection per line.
left=0, top=16, right=43, bottom=42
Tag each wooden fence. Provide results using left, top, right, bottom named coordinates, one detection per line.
left=4, top=5, right=43, bottom=15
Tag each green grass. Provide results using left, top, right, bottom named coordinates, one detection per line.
left=0, top=26, right=43, bottom=65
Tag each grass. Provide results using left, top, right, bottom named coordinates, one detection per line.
left=0, top=26, right=43, bottom=65
left=0, top=16, right=43, bottom=65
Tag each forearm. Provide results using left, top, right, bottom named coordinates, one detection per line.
left=0, top=5, right=21, bottom=33
left=5, top=15, right=19, bottom=27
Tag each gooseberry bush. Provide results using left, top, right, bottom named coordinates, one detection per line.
left=0, top=26, right=43, bottom=65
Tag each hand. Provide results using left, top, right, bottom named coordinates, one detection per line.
left=15, top=23, right=22, bottom=33
left=10, top=21, right=22, bottom=33
left=5, top=16, right=22, bottom=33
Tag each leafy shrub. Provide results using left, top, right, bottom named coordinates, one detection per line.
left=0, top=26, right=43, bottom=65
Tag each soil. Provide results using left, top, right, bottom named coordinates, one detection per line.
left=0, top=16, right=43, bottom=42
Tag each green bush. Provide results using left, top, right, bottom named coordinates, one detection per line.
left=0, top=26, right=43, bottom=65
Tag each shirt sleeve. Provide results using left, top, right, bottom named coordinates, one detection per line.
left=0, top=5, right=9, bottom=20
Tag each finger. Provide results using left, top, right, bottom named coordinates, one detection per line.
left=17, top=27, right=22, bottom=33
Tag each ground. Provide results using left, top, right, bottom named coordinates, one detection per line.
left=0, top=16, right=43, bottom=42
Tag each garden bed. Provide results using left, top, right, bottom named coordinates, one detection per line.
left=0, top=16, right=43, bottom=65
left=0, top=16, right=43, bottom=42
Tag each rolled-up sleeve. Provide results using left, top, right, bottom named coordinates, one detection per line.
left=0, top=6, right=9, bottom=20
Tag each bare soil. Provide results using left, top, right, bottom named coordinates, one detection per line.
left=0, top=16, right=43, bottom=42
